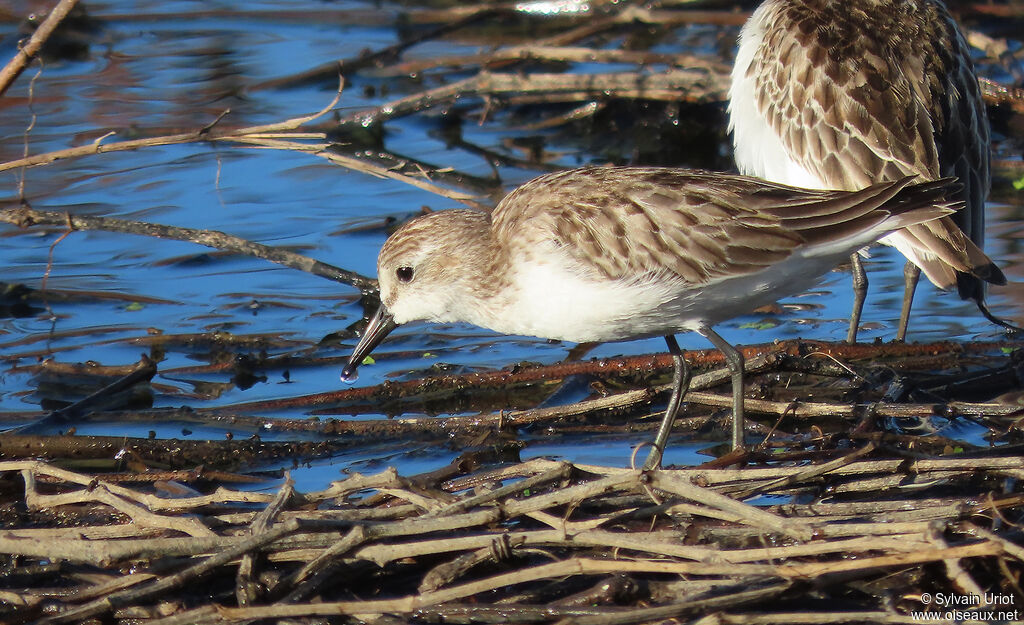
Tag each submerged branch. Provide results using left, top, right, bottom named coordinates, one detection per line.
left=342, top=69, right=730, bottom=127
left=0, top=204, right=378, bottom=292
left=11, top=356, right=157, bottom=434
left=194, top=338, right=1021, bottom=415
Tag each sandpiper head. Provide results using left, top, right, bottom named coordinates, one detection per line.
left=342, top=209, right=492, bottom=380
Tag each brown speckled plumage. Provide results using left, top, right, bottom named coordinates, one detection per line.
left=491, top=166, right=954, bottom=288
left=731, top=0, right=1003, bottom=299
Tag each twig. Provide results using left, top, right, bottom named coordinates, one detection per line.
left=215, top=558, right=785, bottom=620
left=980, top=76, right=1024, bottom=113
left=11, top=355, right=157, bottom=434
left=193, top=350, right=785, bottom=417
left=178, top=339, right=1018, bottom=416
left=251, top=7, right=504, bottom=90
left=0, top=0, right=81, bottom=97
left=424, top=462, right=574, bottom=518
left=0, top=78, right=341, bottom=172
left=728, top=442, right=877, bottom=500
left=38, top=519, right=303, bottom=625
left=647, top=471, right=814, bottom=541
left=367, top=45, right=730, bottom=79
left=21, top=467, right=216, bottom=539
left=683, top=391, right=1021, bottom=421
left=0, top=204, right=377, bottom=292
left=565, top=581, right=792, bottom=625
left=236, top=474, right=294, bottom=606
left=342, top=69, right=730, bottom=127
left=277, top=526, right=368, bottom=602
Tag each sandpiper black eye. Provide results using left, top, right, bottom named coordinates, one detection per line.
left=396, top=266, right=414, bottom=283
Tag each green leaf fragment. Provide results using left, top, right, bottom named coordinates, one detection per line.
left=739, top=320, right=779, bottom=330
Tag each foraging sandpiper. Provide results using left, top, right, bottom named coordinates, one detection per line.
left=343, top=166, right=959, bottom=466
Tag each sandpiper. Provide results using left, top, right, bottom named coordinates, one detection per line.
left=342, top=166, right=959, bottom=466
left=728, top=0, right=1006, bottom=342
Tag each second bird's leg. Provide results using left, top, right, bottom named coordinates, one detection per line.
left=699, top=326, right=745, bottom=451
left=642, top=335, right=691, bottom=471
left=896, top=262, right=921, bottom=342
left=847, top=253, right=869, bottom=344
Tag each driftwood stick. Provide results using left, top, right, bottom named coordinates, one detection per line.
left=0, top=124, right=225, bottom=171
left=424, top=462, right=574, bottom=518
left=647, top=472, right=813, bottom=541
left=1, top=525, right=166, bottom=541
left=217, top=539, right=1002, bottom=622
left=64, top=570, right=159, bottom=607
left=684, top=391, right=1020, bottom=421
left=979, top=76, right=1024, bottom=113
left=146, top=605, right=221, bottom=625
left=189, top=339, right=1018, bottom=415
left=21, top=468, right=217, bottom=539
left=0, top=204, right=376, bottom=291
left=236, top=474, right=294, bottom=606
left=11, top=355, right=156, bottom=434
left=199, top=350, right=784, bottom=416
left=779, top=540, right=1003, bottom=578
left=415, top=582, right=792, bottom=625
left=367, top=45, right=730, bottom=78
left=276, top=526, right=368, bottom=602
left=417, top=543, right=508, bottom=595
left=231, top=136, right=480, bottom=204
left=215, top=558, right=784, bottom=620
left=582, top=455, right=1024, bottom=484
left=38, top=519, right=302, bottom=625
left=498, top=472, right=639, bottom=517
left=727, top=442, right=877, bottom=499
left=341, top=69, right=730, bottom=127
left=3, top=461, right=272, bottom=515
left=530, top=4, right=648, bottom=47
left=564, top=581, right=792, bottom=625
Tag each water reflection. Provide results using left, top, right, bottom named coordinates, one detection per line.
left=0, top=2, right=1021, bottom=488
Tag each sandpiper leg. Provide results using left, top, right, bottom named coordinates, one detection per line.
left=698, top=326, right=745, bottom=451
left=642, top=335, right=691, bottom=470
left=896, top=261, right=921, bottom=342
left=847, top=253, right=868, bottom=344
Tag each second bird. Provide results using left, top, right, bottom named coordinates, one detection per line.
left=728, top=0, right=1006, bottom=342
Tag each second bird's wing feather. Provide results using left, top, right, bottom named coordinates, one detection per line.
left=744, top=0, right=997, bottom=289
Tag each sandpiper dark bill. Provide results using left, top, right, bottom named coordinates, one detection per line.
left=342, top=166, right=961, bottom=468
left=728, top=0, right=1006, bottom=343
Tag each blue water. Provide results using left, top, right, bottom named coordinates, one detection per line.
left=1, top=1, right=1021, bottom=490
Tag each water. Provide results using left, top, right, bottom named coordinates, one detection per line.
left=1, top=1, right=1022, bottom=490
